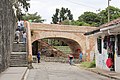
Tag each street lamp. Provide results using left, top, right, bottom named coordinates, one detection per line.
left=108, top=0, right=111, bottom=22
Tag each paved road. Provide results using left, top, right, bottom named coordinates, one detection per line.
left=26, top=62, right=114, bottom=80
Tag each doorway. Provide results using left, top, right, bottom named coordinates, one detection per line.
left=109, top=35, right=115, bottom=71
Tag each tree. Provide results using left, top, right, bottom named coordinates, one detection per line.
left=61, top=20, right=90, bottom=26
left=98, top=6, right=120, bottom=25
left=52, top=9, right=59, bottom=24
left=71, top=20, right=90, bottom=26
left=10, top=0, right=30, bottom=19
left=77, top=6, right=120, bottom=27
left=78, top=11, right=100, bottom=27
left=52, top=7, right=73, bottom=24
left=22, top=12, right=45, bottom=23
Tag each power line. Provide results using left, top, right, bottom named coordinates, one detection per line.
left=64, top=0, right=98, bottom=10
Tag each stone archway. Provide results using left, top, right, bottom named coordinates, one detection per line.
left=32, top=37, right=82, bottom=54
left=26, top=22, right=96, bottom=62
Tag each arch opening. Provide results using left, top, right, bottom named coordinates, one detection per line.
left=32, top=37, right=82, bottom=59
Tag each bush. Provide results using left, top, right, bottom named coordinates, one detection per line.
left=81, top=60, right=96, bottom=68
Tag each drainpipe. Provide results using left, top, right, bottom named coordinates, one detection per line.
left=26, top=21, right=33, bottom=69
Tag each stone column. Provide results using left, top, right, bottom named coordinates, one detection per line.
left=26, top=22, right=33, bottom=68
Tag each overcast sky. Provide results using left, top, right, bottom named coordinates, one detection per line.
left=27, top=0, right=120, bottom=24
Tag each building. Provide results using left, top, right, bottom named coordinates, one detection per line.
left=85, top=18, right=120, bottom=72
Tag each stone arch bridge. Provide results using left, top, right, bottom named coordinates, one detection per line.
left=26, top=22, right=96, bottom=62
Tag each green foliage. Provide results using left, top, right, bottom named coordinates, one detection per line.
left=22, top=12, right=45, bottom=23
left=10, top=0, right=30, bottom=19
left=77, top=6, right=120, bottom=27
left=18, top=0, right=30, bottom=12
left=54, top=46, right=72, bottom=54
left=61, top=20, right=90, bottom=26
left=52, top=7, right=73, bottom=24
left=42, top=39, right=67, bottom=46
left=52, top=9, right=59, bottom=24
left=78, top=11, right=100, bottom=27
left=71, top=21, right=90, bottom=26
left=51, top=40, right=67, bottom=46
left=81, top=60, right=96, bottom=68
left=98, top=6, right=120, bottom=25
left=61, top=20, right=72, bottom=25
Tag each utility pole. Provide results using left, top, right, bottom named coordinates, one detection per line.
left=108, top=0, right=111, bottom=22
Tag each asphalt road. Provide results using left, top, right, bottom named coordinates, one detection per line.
left=26, top=62, right=114, bottom=80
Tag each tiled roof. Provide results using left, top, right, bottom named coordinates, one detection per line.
left=99, top=17, right=120, bottom=29
left=84, top=17, right=120, bottom=35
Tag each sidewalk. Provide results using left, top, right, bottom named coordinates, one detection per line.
left=0, top=67, right=28, bottom=80
left=88, top=68, right=120, bottom=80
left=75, top=64, right=120, bottom=80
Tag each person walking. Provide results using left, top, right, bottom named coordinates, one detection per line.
left=20, top=20, right=24, bottom=32
left=15, top=28, right=20, bottom=43
left=17, top=19, right=21, bottom=31
left=22, top=31, right=26, bottom=44
left=79, top=52, right=83, bottom=62
left=37, top=51, right=41, bottom=63
left=68, top=54, right=74, bottom=65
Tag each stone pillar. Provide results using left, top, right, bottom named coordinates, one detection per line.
left=26, top=22, right=33, bottom=68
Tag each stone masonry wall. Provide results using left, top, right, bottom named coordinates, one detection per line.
left=31, top=23, right=96, bottom=61
left=0, top=0, right=16, bottom=73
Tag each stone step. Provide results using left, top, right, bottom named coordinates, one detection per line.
left=12, top=43, right=26, bottom=52
left=10, top=52, right=28, bottom=67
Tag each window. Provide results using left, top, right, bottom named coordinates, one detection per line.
left=103, top=36, right=107, bottom=49
left=97, top=36, right=102, bottom=54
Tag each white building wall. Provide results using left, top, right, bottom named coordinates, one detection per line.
left=96, top=35, right=120, bottom=72
left=115, top=55, right=120, bottom=72
left=95, top=36, right=109, bottom=71
left=115, top=36, right=120, bottom=72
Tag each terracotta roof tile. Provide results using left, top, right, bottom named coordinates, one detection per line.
left=99, top=17, right=120, bottom=29
left=84, top=17, right=120, bottom=35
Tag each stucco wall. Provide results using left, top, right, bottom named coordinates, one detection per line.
left=95, top=35, right=120, bottom=72
left=115, top=36, right=120, bottom=72
left=0, top=0, right=16, bottom=73
left=115, top=54, right=120, bottom=72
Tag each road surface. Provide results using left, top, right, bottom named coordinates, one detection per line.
left=26, top=62, right=114, bottom=80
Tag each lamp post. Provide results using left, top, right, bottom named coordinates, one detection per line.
left=108, top=0, right=111, bottom=22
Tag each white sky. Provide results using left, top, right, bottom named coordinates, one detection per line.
left=27, top=0, right=120, bottom=24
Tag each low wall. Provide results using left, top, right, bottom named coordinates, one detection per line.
left=33, top=56, right=80, bottom=64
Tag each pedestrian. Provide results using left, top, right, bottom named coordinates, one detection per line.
left=79, top=52, right=83, bottom=62
left=17, top=19, right=21, bottom=31
left=37, top=51, right=41, bottom=63
left=20, top=20, right=24, bottom=32
left=68, top=54, right=74, bottom=65
left=15, top=28, right=20, bottom=43
left=22, top=31, right=26, bottom=44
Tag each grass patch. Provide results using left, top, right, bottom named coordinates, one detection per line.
left=54, top=46, right=72, bottom=54
left=81, top=60, right=96, bottom=68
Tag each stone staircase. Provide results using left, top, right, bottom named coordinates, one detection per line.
left=10, top=36, right=28, bottom=67
left=10, top=52, right=28, bottom=67
left=12, top=42, right=26, bottom=52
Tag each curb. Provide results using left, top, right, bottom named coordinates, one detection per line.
left=22, top=68, right=29, bottom=80
left=87, top=69, right=120, bottom=80
left=75, top=64, right=120, bottom=80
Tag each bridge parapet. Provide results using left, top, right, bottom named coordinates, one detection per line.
left=30, top=23, right=96, bottom=33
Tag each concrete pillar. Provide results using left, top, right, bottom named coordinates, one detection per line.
left=26, top=22, right=33, bottom=68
